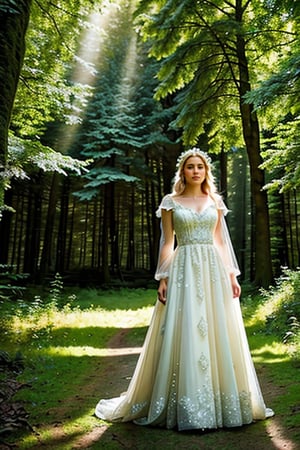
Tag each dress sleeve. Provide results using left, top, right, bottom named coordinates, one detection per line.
left=154, top=195, right=175, bottom=281
left=155, top=194, right=174, bottom=218
left=214, top=197, right=240, bottom=277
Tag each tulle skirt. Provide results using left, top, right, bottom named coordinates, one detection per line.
left=95, top=244, right=273, bottom=430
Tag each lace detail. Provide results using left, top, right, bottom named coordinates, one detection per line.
left=178, top=388, right=216, bottom=429
left=197, top=317, right=208, bottom=337
left=177, top=389, right=253, bottom=429
left=167, top=372, right=178, bottom=428
left=173, top=204, right=216, bottom=246
left=198, top=352, right=209, bottom=371
left=131, top=401, right=148, bottom=415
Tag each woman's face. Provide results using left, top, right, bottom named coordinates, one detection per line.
left=182, top=156, right=206, bottom=187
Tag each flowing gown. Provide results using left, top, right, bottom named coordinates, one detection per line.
left=95, top=195, right=273, bottom=431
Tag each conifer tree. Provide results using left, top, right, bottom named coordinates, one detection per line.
left=136, top=0, right=295, bottom=286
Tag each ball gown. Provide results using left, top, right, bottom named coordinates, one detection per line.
left=95, top=194, right=273, bottom=430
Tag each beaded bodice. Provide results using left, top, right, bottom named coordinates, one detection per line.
left=172, top=201, right=217, bottom=246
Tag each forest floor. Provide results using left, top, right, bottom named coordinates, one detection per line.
left=1, top=285, right=300, bottom=450
left=26, top=327, right=299, bottom=450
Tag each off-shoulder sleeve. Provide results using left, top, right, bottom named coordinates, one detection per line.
left=214, top=196, right=240, bottom=276
left=155, top=195, right=175, bottom=281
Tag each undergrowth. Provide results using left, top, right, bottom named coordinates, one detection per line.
left=260, top=268, right=300, bottom=358
left=0, top=270, right=299, bottom=447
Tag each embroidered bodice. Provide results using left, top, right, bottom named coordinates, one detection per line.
left=158, top=194, right=217, bottom=246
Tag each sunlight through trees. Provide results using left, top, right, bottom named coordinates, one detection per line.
left=0, top=0, right=299, bottom=287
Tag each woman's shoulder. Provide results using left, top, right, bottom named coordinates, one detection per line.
left=213, top=194, right=229, bottom=214
left=156, top=194, right=175, bottom=218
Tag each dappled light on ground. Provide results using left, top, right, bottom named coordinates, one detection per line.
left=45, top=344, right=143, bottom=357
left=9, top=306, right=154, bottom=339
left=2, top=287, right=299, bottom=448
left=251, top=344, right=290, bottom=364
left=267, top=417, right=298, bottom=450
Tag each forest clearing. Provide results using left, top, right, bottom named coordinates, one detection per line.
left=1, top=279, right=299, bottom=449
left=0, top=0, right=300, bottom=448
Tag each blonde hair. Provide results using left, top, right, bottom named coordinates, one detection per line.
left=172, top=148, right=218, bottom=199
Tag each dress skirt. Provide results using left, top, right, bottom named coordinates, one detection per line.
left=95, top=241, right=272, bottom=430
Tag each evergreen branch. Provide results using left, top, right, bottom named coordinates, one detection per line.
left=193, top=9, right=240, bottom=92
left=201, top=0, right=233, bottom=18
left=176, top=51, right=238, bottom=69
left=48, top=1, right=80, bottom=19
left=242, top=0, right=252, bottom=14
left=244, top=29, right=296, bottom=39
left=32, top=0, right=80, bottom=53
left=33, top=0, right=62, bottom=39
left=193, top=92, right=240, bottom=105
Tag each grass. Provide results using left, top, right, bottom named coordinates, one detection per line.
left=1, top=286, right=155, bottom=448
left=0, top=270, right=299, bottom=449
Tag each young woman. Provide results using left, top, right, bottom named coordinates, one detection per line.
left=95, top=148, right=274, bottom=431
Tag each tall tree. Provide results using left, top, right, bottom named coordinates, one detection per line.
left=0, top=0, right=32, bottom=215
left=73, top=1, right=175, bottom=282
left=136, top=0, right=295, bottom=286
left=0, top=0, right=98, bottom=275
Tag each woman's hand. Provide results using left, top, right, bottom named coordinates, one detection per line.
left=230, top=274, right=241, bottom=298
left=157, top=278, right=168, bottom=305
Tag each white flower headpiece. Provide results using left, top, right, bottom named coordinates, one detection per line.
left=176, top=148, right=212, bottom=169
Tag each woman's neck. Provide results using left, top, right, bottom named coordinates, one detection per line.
left=181, top=188, right=207, bottom=198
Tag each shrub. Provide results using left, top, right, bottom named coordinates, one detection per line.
left=262, top=268, right=300, bottom=354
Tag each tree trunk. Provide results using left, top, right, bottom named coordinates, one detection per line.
left=219, top=144, right=227, bottom=200
left=0, top=189, right=13, bottom=263
left=294, top=190, right=300, bottom=267
left=127, top=186, right=135, bottom=270
left=39, top=173, right=60, bottom=279
left=23, top=176, right=43, bottom=278
left=236, top=31, right=273, bottom=287
left=56, top=177, right=69, bottom=274
left=102, top=185, right=111, bottom=284
left=0, top=1, right=32, bottom=210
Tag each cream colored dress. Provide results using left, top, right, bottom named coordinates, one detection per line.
left=95, top=195, right=273, bottom=430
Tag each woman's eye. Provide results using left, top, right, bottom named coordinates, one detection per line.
left=186, top=165, right=204, bottom=169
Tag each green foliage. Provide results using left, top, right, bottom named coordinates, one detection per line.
left=245, top=55, right=300, bottom=109
left=260, top=117, right=300, bottom=192
left=0, top=0, right=28, bottom=14
left=12, top=0, right=94, bottom=138
left=1, top=286, right=300, bottom=447
left=0, top=265, right=28, bottom=301
left=135, top=0, right=294, bottom=147
left=74, top=1, right=174, bottom=200
left=0, top=134, right=89, bottom=197
left=75, top=167, right=139, bottom=200
left=48, top=273, right=64, bottom=306
left=261, top=268, right=300, bottom=351
left=7, top=134, right=89, bottom=177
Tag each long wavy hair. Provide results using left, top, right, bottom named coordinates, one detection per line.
left=172, top=148, right=218, bottom=200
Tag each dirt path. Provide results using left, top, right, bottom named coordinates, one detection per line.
left=68, top=329, right=299, bottom=450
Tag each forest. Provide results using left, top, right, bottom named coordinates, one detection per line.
left=1, top=1, right=300, bottom=447
left=0, top=0, right=299, bottom=288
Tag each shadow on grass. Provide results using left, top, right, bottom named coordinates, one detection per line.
left=28, top=325, right=148, bottom=350
left=73, top=287, right=157, bottom=312
left=11, top=331, right=299, bottom=449
left=3, top=287, right=299, bottom=450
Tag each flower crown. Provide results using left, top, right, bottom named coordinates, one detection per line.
left=176, top=148, right=212, bottom=169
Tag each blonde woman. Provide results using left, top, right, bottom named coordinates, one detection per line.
left=95, top=148, right=274, bottom=431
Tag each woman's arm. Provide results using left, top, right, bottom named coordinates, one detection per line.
left=157, top=208, right=174, bottom=305
left=214, top=210, right=241, bottom=299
